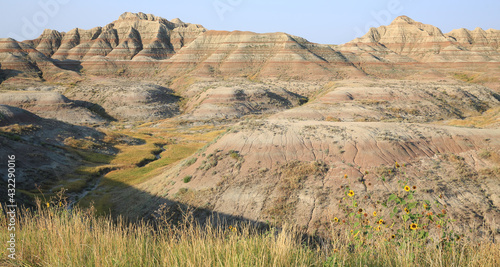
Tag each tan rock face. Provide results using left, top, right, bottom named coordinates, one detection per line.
left=0, top=91, right=107, bottom=124
left=2, top=13, right=500, bottom=238
left=63, top=80, right=181, bottom=122
left=164, top=30, right=361, bottom=79
left=49, top=12, right=206, bottom=62
left=23, top=29, right=63, bottom=57
left=339, top=15, right=500, bottom=64
left=273, top=79, right=499, bottom=123
left=0, top=38, right=41, bottom=75
left=447, top=27, right=500, bottom=52
left=2, top=13, right=500, bottom=81
left=0, top=37, right=69, bottom=79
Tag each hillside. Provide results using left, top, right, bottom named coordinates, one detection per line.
left=2, top=13, right=500, bottom=82
left=0, top=13, right=499, bottom=243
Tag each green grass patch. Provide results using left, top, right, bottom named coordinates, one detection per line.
left=103, top=143, right=204, bottom=186
left=70, top=148, right=114, bottom=164
left=454, top=72, right=476, bottom=83
left=447, top=107, right=500, bottom=128
left=183, top=157, right=197, bottom=167
left=0, top=131, right=21, bottom=141
left=111, top=143, right=158, bottom=166
left=53, top=179, right=88, bottom=194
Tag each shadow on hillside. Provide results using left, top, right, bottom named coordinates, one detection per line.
left=52, top=59, right=82, bottom=72
left=0, top=169, right=328, bottom=247
left=72, top=99, right=117, bottom=122
left=0, top=69, right=24, bottom=82
left=88, top=175, right=270, bottom=229
left=82, top=176, right=328, bottom=247
left=0, top=107, right=114, bottom=195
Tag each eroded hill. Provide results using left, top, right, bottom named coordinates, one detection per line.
left=0, top=13, right=499, bottom=240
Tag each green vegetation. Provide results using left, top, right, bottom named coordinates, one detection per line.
left=183, top=175, right=192, bottom=183
left=183, top=157, right=197, bottom=167
left=447, top=107, right=500, bottom=128
left=0, top=123, right=38, bottom=141
left=64, top=136, right=102, bottom=150
left=454, top=72, right=475, bottom=83
left=198, top=153, right=221, bottom=171
left=0, top=131, right=21, bottom=141
left=479, top=149, right=491, bottom=159
left=0, top=123, right=40, bottom=134
left=103, top=144, right=202, bottom=186
left=76, top=124, right=226, bottom=215
left=52, top=166, right=114, bottom=194
left=69, top=148, right=114, bottom=164
left=177, top=188, right=189, bottom=195
left=229, top=150, right=242, bottom=161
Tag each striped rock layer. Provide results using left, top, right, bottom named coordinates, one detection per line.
left=1, top=14, right=500, bottom=80
left=339, top=16, right=500, bottom=63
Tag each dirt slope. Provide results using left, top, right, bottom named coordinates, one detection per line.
left=142, top=119, right=500, bottom=237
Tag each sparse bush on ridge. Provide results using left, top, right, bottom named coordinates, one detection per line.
left=479, top=149, right=491, bottom=159
left=183, top=157, right=197, bottom=167
left=228, top=150, right=241, bottom=161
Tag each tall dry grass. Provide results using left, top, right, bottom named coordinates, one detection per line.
left=0, top=201, right=499, bottom=266
left=0, top=202, right=318, bottom=266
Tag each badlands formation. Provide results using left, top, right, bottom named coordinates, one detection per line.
left=1, top=12, right=499, bottom=238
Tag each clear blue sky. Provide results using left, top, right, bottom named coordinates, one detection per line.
left=1, top=0, right=499, bottom=44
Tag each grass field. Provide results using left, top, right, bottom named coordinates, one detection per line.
left=1, top=201, right=498, bottom=267
left=76, top=123, right=226, bottom=215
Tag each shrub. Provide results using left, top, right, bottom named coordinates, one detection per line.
left=198, top=153, right=219, bottom=170
left=479, top=149, right=491, bottom=159
left=183, top=176, right=192, bottom=183
left=184, top=157, right=197, bottom=167
left=229, top=150, right=241, bottom=161
left=454, top=72, right=475, bottom=82
left=325, top=116, right=342, bottom=122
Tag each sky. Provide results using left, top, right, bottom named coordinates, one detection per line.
left=1, top=0, right=499, bottom=44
